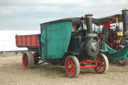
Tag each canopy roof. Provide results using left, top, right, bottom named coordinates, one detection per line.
left=40, top=14, right=123, bottom=26
left=41, top=17, right=85, bottom=25
left=93, top=14, right=122, bottom=26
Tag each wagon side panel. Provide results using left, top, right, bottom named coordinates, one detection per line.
left=21, top=36, right=26, bottom=46
left=16, top=34, right=39, bottom=48
left=26, top=35, right=31, bottom=46
left=31, top=35, right=36, bottom=46
left=15, top=35, right=22, bottom=46
left=36, top=35, right=39, bottom=46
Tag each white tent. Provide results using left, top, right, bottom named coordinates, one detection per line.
left=0, top=30, right=40, bottom=51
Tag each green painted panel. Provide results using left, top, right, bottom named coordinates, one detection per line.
left=101, top=41, right=128, bottom=60
left=41, top=21, right=72, bottom=61
left=41, top=26, right=47, bottom=61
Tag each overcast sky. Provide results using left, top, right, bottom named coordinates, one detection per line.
left=0, top=0, right=128, bottom=30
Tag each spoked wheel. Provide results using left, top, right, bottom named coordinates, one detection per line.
left=117, top=57, right=128, bottom=66
left=94, top=53, right=109, bottom=73
left=22, top=51, right=35, bottom=69
left=65, top=55, right=80, bottom=77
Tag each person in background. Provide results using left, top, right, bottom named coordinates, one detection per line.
left=102, top=19, right=113, bottom=41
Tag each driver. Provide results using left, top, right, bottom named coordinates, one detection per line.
left=102, top=19, right=113, bottom=41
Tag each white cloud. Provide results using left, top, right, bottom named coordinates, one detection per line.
left=0, top=0, right=128, bottom=51
left=0, top=0, right=128, bottom=30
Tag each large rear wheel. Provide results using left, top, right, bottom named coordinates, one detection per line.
left=94, top=53, right=109, bottom=73
left=22, top=51, right=35, bottom=69
left=65, top=55, right=80, bottom=77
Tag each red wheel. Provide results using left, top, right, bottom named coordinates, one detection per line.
left=22, top=51, right=35, bottom=69
left=65, top=55, right=80, bottom=77
left=22, top=53, right=28, bottom=68
left=94, top=53, right=109, bottom=73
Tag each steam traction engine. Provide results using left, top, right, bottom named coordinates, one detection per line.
left=16, top=14, right=109, bottom=77
left=98, top=10, right=128, bottom=65
left=108, top=10, right=128, bottom=50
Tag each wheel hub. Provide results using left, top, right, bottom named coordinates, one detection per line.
left=68, top=65, right=72, bottom=69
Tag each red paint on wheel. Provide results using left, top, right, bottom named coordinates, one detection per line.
left=22, top=53, right=28, bottom=68
left=65, top=58, right=76, bottom=77
left=95, top=55, right=105, bottom=73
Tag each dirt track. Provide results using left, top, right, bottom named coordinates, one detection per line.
left=0, top=55, right=128, bottom=85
